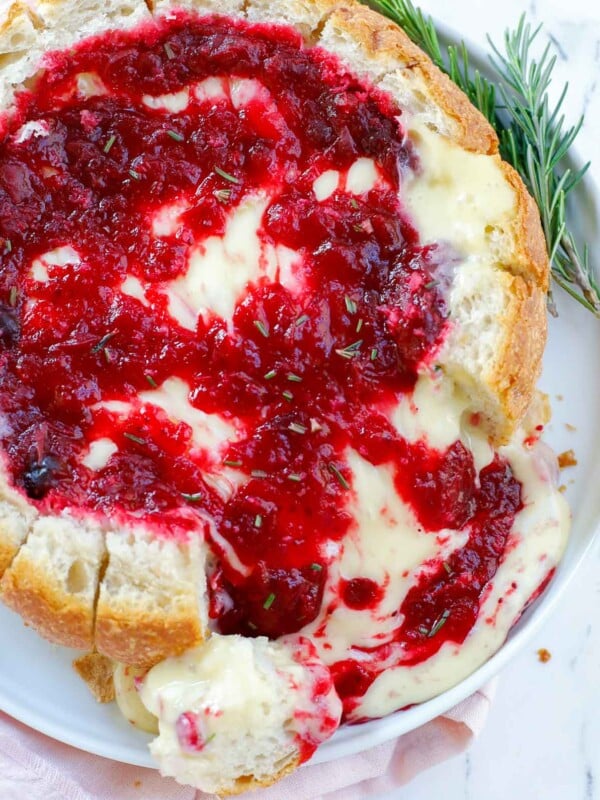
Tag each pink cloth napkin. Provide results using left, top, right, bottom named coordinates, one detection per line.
left=0, top=682, right=495, bottom=800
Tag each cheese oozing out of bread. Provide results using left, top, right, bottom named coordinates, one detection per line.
left=133, top=634, right=342, bottom=794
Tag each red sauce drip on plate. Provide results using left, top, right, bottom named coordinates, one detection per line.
left=0, top=13, right=523, bottom=714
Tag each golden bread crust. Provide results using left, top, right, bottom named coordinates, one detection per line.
left=0, top=557, right=95, bottom=649
left=223, top=757, right=301, bottom=796
left=95, top=603, right=205, bottom=668
left=323, top=3, right=499, bottom=154
left=73, top=652, right=116, bottom=703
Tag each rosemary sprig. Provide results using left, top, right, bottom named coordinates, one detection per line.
left=368, top=0, right=599, bottom=316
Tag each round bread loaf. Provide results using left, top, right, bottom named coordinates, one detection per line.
left=0, top=0, right=560, bottom=774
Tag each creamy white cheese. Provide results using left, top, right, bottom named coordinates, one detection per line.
left=346, top=157, right=379, bottom=195
left=30, top=246, right=81, bottom=284
left=356, top=438, right=569, bottom=716
left=136, top=635, right=341, bottom=793
left=139, top=377, right=238, bottom=457
left=142, top=88, right=190, bottom=112
left=82, top=438, right=118, bottom=471
left=162, top=194, right=302, bottom=330
left=404, top=122, right=515, bottom=254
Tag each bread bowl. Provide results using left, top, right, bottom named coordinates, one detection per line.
left=0, top=0, right=569, bottom=792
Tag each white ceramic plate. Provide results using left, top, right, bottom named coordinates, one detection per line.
left=0, top=20, right=599, bottom=772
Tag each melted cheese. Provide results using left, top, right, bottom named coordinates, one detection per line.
left=346, top=158, right=379, bottom=195
left=30, top=246, right=80, bottom=283
left=82, top=438, right=118, bottom=471
left=135, top=635, right=341, bottom=793
left=313, top=170, right=340, bottom=202
left=303, top=450, right=469, bottom=662
left=152, top=201, right=190, bottom=237
left=404, top=122, right=515, bottom=254
left=139, top=377, right=238, bottom=456
left=357, top=440, right=569, bottom=716
left=113, top=663, right=158, bottom=734
left=142, top=88, right=190, bottom=112
left=194, top=77, right=228, bottom=104
left=298, top=377, right=569, bottom=719
left=391, top=374, right=494, bottom=473
left=121, top=275, right=149, bottom=306
left=162, top=195, right=302, bottom=329
left=76, top=72, right=107, bottom=98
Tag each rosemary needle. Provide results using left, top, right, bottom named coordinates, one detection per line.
left=368, top=0, right=599, bottom=316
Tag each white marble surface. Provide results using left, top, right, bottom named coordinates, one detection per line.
left=379, top=1, right=600, bottom=798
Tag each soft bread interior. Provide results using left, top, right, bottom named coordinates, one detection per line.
left=0, top=514, right=106, bottom=648
left=0, top=465, right=38, bottom=577
left=95, top=526, right=208, bottom=666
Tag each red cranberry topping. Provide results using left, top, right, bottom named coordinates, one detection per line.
left=175, top=711, right=206, bottom=754
left=341, top=578, right=383, bottom=610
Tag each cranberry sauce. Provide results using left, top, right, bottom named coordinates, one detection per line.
left=0, top=13, right=522, bottom=707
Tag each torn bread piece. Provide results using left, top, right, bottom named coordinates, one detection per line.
left=73, top=651, right=116, bottom=703
left=0, top=514, right=105, bottom=649
left=95, top=526, right=208, bottom=667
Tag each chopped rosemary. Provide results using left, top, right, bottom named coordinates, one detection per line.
left=223, top=459, right=242, bottom=468
left=213, top=188, right=232, bottom=203
left=295, top=314, right=310, bottom=327
left=335, top=339, right=363, bottom=359
left=124, top=432, right=146, bottom=446
left=370, top=348, right=378, bottom=361
left=350, top=198, right=360, bottom=210
left=282, top=390, right=294, bottom=402
left=345, top=296, right=358, bottom=314
left=355, top=318, right=364, bottom=333
left=145, top=374, right=158, bottom=388
left=263, top=592, right=276, bottom=610
left=254, top=514, right=263, bottom=528
left=8, top=286, right=17, bottom=307
left=264, top=369, right=277, bottom=380
left=288, top=422, right=307, bottom=435
left=288, top=473, right=302, bottom=482
left=310, top=563, right=323, bottom=571
left=425, top=279, right=439, bottom=289
left=91, top=331, right=116, bottom=353
left=103, top=348, right=113, bottom=364
left=206, top=733, right=217, bottom=745
left=181, top=492, right=203, bottom=503
left=129, top=168, right=141, bottom=181
left=443, top=561, right=453, bottom=575
left=251, top=469, right=268, bottom=479
left=254, top=320, right=269, bottom=338
left=287, top=373, right=302, bottom=382
left=4, top=238, right=12, bottom=254
left=214, top=165, right=240, bottom=184
left=167, top=129, right=185, bottom=142
left=103, top=134, right=116, bottom=154
left=164, top=42, right=176, bottom=60
left=328, top=463, right=350, bottom=490
left=428, top=609, right=451, bottom=637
